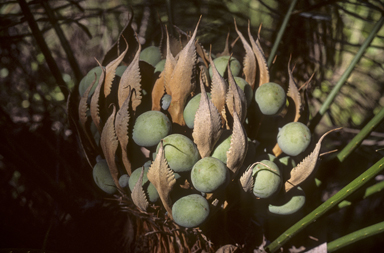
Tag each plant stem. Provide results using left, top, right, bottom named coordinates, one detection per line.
left=166, top=0, right=174, bottom=36
left=265, top=156, right=384, bottom=253
left=267, top=0, right=298, bottom=67
left=327, top=221, right=384, bottom=252
left=338, top=179, right=384, bottom=209
left=18, top=0, right=69, bottom=100
left=337, top=106, right=384, bottom=162
left=364, top=179, right=384, bottom=198
left=41, top=1, right=83, bottom=84
left=309, top=15, right=384, bottom=131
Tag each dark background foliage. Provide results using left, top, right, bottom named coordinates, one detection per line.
left=1, top=0, right=384, bottom=252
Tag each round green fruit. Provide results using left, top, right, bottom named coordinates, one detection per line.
left=79, top=66, right=103, bottom=97
left=140, top=45, right=162, bottom=67
left=255, top=82, right=286, bottom=115
left=209, top=55, right=241, bottom=78
left=92, top=160, right=117, bottom=194
left=268, top=186, right=305, bottom=215
left=161, top=94, right=172, bottom=110
left=252, top=160, right=281, bottom=198
left=132, top=111, right=172, bottom=147
left=172, top=194, right=210, bottom=228
left=154, top=134, right=200, bottom=172
left=234, top=77, right=253, bottom=108
left=211, top=132, right=232, bottom=164
left=128, top=166, right=159, bottom=203
left=183, top=93, right=211, bottom=129
left=191, top=157, right=229, bottom=193
left=277, top=122, right=311, bottom=156
left=119, top=174, right=130, bottom=188
left=154, top=59, right=166, bottom=73
left=115, top=65, right=127, bottom=77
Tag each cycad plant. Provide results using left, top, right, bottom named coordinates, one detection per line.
left=68, top=5, right=384, bottom=253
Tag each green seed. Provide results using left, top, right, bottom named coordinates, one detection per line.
left=277, top=122, right=311, bottom=156
left=191, top=157, right=229, bottom=193
left=172, top=194, right=210, bottom=228
left=255, top=82, right=286, bottom=115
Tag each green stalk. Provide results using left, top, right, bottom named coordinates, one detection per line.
left=309, top=16, right=384, bottom=131
left=337, top=106, right=384, bottom=162
left=41, top=1, right=83, bottom=84
left=327, top=221, right=384, bottom=252
left=338, top=179, right=384, bottom=209
left=18, top=0, right=69, bottom=100
left=166, top=0, right=174, bottom=36
left=265, top=156, right=384, bottom=253
left=267, top=0, right=298, bottom=67
left=364, top=179, right=384, bottom=198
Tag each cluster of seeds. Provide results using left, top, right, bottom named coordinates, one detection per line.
left=75, top=16, right=338, bottom=231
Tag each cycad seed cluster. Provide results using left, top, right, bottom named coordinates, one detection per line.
left=69, top=13, right=339, bottom=251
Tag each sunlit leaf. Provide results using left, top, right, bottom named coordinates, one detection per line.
left=226, top=63, right=247, bottom=124
left=151, top=74, right=165, bottom=111
left=90, top=59, right=105, bottom=133
left=272, top=144, right=283, bottom=158
left=216, top=32, right=231, bottom=57
left=210, top=50, right=228, bottom=120
left=167, top=17, right=201, bottom=125
left=163, top=26, right=177, bottom=96
left=67, top=90, right=97, bottom=168
left=102, top=9, right=138, bottom=66
left=131, top=167, right=149, bottom=211
left=216, top=244, right=239, bottom=253
left=78, top=73, right=98, bottom=149
left=240, top=165, right=254, bottom=193
left=287, top=56, right=301, bottom=123
left=100, top=105, right=123, bottom=192
left=226, top=109, right=248, bottom=175
left=118, top=40, right=142, bottom=111
left=234, top=19, right=257, bottom=90
left=115, top=86, right=132, bottom=176
left=248, top=24, right=269, bottom=87
left=104, top=37, right=128, bottom=98
left=285, top=127, right=342, bottom=192
left=192, top=79, right=222, bottom=158
left=147, top=141, right=176, bottom=219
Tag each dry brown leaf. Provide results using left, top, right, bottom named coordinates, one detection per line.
left=226, top=109, right=248, bottom=175
left=192, top=79, right=223, bottom=158
left=240, top=165, right=254, bottom=193
left=67, top=91, right=97, bottom=168
left=196, top=42, right=209, bottom=69
left=287, top=56, right=301, bottom=123
left=100, top=105, right=123, bottom=192
left=78, top=73, right=98, bottom=149
left=285, top=127, right=342, bottom=192
left=216, top=244, right=239, bottom=253
left=118, top=40, right=142, bottom=110
left=226, top=64, right=247, bottom=124
left=272, top=143, right=283, bottom=158
left=115, top=86, right=132, bottom=175
left=167, top=17, right=201, bottom=125
left=234, top=19, right=257, bottom=90
left=151, top=74, right=165, bottom=111
left=210, top=50, right=228, bottom=119
left=248, top=23, right=269, bottom=87
left=163, top=26, right=177, bottom=96
left=131, top=167, right=150, bottom=211
left=217, top=31, right=231, bottom=57
left=101, top=9, right=138, bottom=66
left=90, top=60, right=105, bottom=133
left=147, top=140, right=176, bottom=219
left=104, top=37, right=129, bottom=98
